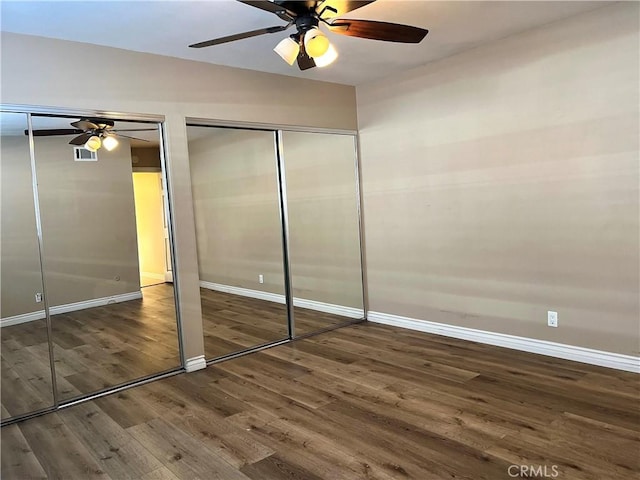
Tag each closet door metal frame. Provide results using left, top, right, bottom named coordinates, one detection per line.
left=0, top=104, right=185, bottom=427
left=185, top=119, right=367, bottom=365
left=354, top=134, right=369, bottom=317
left=274, top=129, right=296, bottom=338
left=26, top=112, right=59, bottom=409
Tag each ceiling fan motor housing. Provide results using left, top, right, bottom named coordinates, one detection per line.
left=295, top=14, right=319, bottom=34
left=86, top=118, right=115, bottom=129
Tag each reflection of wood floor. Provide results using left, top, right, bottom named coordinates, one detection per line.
left=3, top=322, right=638, bottom=479
left=200, top=287, right=354, bottom=358
left=1, top=284, right=354, bottom=419
left=1, top=284, right=181, bottom=417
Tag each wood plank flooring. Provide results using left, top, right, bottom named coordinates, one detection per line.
left=2, top=322, right=638, bottom=480
left=1, top=285, right=356, bottom=419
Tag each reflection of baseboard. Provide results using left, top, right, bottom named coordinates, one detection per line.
left=141, top=272, right=165, bottom=281
left=202, top=282, right=284, bottom=304
left=1, top=291, right=143, bottom=327
left=368, top=311, right=640, bottom=373
left=0, top=310, right=45, bottom=327
left=200, top=281, right=363, bottom=319
left=294, top=297, right=363, bottom=319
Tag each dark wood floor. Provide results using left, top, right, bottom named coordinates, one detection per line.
left=1, top=285, right=355, bottom=419
left=2, top=322, right=638, bottom=480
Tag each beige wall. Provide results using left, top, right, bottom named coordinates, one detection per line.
left=1, top=32, right=357, bottom=360
left=133, top=172, right=166, bottom=281
left=0, top=33, right=357, bottom=130
left=33, top=135, right=140, bottom=306
left=0, top=133, right=44, bottom=318
left=188, top=128, right=286, bottom=294
left=356, top=3, right=639, bottom=356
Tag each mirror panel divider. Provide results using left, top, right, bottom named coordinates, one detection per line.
left=26, top=112, right=60, bottom=409
left=354, top=134, right=369, bottom=315
left=274, top=129, right=296, bottom=339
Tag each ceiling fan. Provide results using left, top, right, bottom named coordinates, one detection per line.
left=189, top=0, right=428, bottom=70
left=26, top=118, right=156, bottom=152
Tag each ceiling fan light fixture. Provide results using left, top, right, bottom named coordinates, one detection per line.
left=188, top=1, right=430, bottom=72
left=102, top=135, right=119, bottom=151
left=274, top=37, right=300, bottom=65
left=304, top=28, right=330, bottom=58
left=314, top=43, right=338, bottom=67
left=84, top=135, right=102, bottom=152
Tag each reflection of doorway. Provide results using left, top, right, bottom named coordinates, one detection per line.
left=131, top=145, right=172, bottom=288
left=132, top=172, right=167, bottom=287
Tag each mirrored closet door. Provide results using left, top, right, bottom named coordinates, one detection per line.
left=187, top=126, right=290, bottom=360
left=30, top=114, right=181, bottom=402
left=186, top=122, right=365, bottom=360
left=281, top=131, right=364, bottom=336
left=1, top=112, right=56, bottom=420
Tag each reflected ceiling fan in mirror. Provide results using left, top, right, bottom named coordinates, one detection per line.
left=189, top=0, right=428, bottom=70
left=26, top=118, right=156, bottom=152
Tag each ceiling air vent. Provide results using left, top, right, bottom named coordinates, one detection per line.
left=73, top=146, right=98, bottom=162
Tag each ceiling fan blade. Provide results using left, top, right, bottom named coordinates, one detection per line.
left=238, top=0, right=296, bottom=21
left=69, top=132, right=93, bottom=145
left=189, top=25, right=291, bottom=48
left=111, top=128, right=158, bottom=132
left=27, top=128, right=83, bottom=137
left=70, top=120, right=100, bottom=130
left=317, top=0, right=375, bottom=18
left=115, top=133, right=150, bottom=142
left=297, top=48, right=316, bottom=71
left=328, top=19, right=428, bottom=43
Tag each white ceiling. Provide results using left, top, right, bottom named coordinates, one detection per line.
left=1, top=1, right=608, bottom=86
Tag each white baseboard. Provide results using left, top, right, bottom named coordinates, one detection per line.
left=185, top=355, right=207, bottom=372
left=200, top=281, right=363, bottom=319
left=367, top=311, right=640, bottom=373
left=1, top=291, right=143, bottom=327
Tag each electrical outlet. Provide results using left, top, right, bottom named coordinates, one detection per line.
left=258, top=274, right=264, bottom=284
left=35, top=292, right=43, bottom=303
left=548, top=311, right=558, bottom=327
